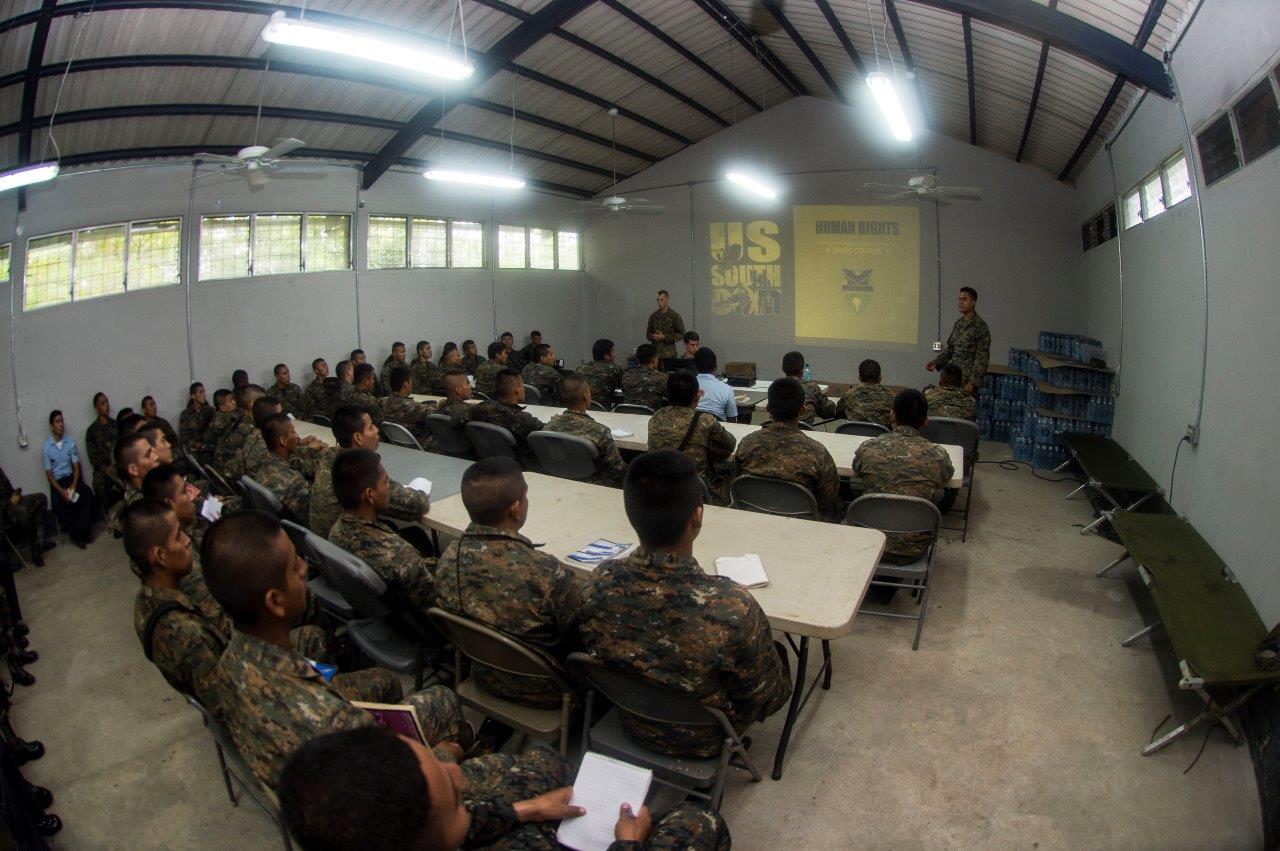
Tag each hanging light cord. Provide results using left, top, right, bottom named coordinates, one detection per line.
left=42, top=0, right=97, bottom=164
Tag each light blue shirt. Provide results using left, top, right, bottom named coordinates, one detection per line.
left=696, top=373, right=738, bottom=422
left=42, top=435, right=80, bottom=480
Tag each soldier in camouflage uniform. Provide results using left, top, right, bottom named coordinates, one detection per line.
left=543, top=376, right=628, bottom=486
left=213, top=384, right=264, bottom=477
left=86, top=391, right=121, bottom=507
left=439, top=344, right=464, bottom=374
left=621, top=344, right=668, bottom=410
left=578, top=338, right=624, bottom=405
left=313, top=360, right=357, bottom=421
left=836, top=358, right=897, bottom=430
left=579, top=450, right=791, bottom=757
left=303, top=358, right=329, bottom=420
left=460, top=339, right=486, bottom=377
left=140, top=396, right=181, bottom=452
left=782, top=351, right=837, bottom=424
left=178, top=382, right=214, bottom=464
left=200, top=511, right=470, bottom=790
left=647, top=370, right=736, bottom=503
left=267, top=363, right=307, bottom=420
left=107, top=432, right=160, bottom=535
left=521, top=343, right=564, bottom=403
left=927, top=286, right=991, bottom=393
left=410, top=341, right=443, bottom=394
left=734, top=378, right=842, bottom=520
left=434, top=369, right=475, bottom=421
left=0, top=466, right=53, bottom=566
left=380, top=342, right=409, bottom=395
left=474, top=342, right=509, bottom=398
left=645, top=289, right=685, bottom=361
left=254, top=414, right=312, bottom=522
left=925, top=363, right=978, bottom=420
left=432, top=458, right=584, bottom=708
left=451, top=370, right=545, bottom=468
left=352, top=363, right=385, bottom=425
left=853, top=389, right=953, bottom=563
left=202, top=389, right=239, bottom=465
left=382, top=366, right=437, bottom=448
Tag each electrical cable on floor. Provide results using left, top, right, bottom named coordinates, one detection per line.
left=1183, top=724, right=1215, bottom=775
left=975, top=458, right=1078, bottom=483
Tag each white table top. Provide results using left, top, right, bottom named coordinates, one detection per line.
left=419, top=473, right=885, bottom=639
left=294, top=420, right=473, bottom=501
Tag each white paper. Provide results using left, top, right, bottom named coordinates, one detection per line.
left=286, top=413, right=295, bottom=420
left=610, top=428, right=633, bottom=438
left=406, top=477, right=432, bottom=496
left=556, top=752, right=652, bottom=851
left=200, top=495, right=223, bottom=523
left=714, top=554, right=769, bottom=588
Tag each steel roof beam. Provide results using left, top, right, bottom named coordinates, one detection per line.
left=1015, top=0, right=1057, bottom=163
left=511, top=64, right=690, bottom=146
left=15, top=0, right=57, bottom=210
left=813, top=0, right=868, bottom=79
left=882, top=0, right=930, bottom=129
left=963, top=14, right=976, bottom=145
left=760, top=0, right=847, bottom=105
left=689, top=0, right=808, bottom=97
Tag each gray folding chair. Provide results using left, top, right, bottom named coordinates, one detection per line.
left=613, top=403, right=655, bottom=416
left=528, top=431, right=599, bottom=481
left=730, top=475, right=819, bottom=520
left=845, top=494, right=942, bottom=650
left=200, top=458, right=238, bottom=499
left=381, top=421, right=424, bottom=451
left=281, top=519, right=354, bottom=621
left=472, top=390, right=492, bottom=401
left=465, top=421, right=519, bottom=461
left=311, top=414, right=332, bottom=427
left=835, top=421, right=889, bottom=437
left=183, top=445, right=212, bottom=483
left=522, top=384, right=543, bottom=404
left=427, top=608, right=576, bottom=755
left=588, top=400, right=610, bottom=412
left=240, top=475, right=288, bottom=518
left=424, top=414, right=476, bottom=458
left=566, top=653, right=761, bottom=809
left=921, top=416, right=980, bottom=541
left=183, top=695, right=293, bottom=850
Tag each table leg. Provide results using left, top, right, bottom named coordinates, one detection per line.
left=1121, top=619, right=1162, bottom=647
left=1096, top=551, right=1131, bottom=577
left=821, top=639, right=832, bottom=689
left=1053, top=452, right=1076, bottom=474
left=772, top=636, right=809, bottom=781
left=1065, top=480, right=1092, bottom=501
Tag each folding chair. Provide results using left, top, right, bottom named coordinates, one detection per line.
left=424, top=414, right=476, bottom=458
left=835, top=421, right=889, bottom=437
left=613, top=404, right=655, bottom=416
left=427, top=608, right=576, bottom=755
left=566, top=653, right=761, bottom=810
left=472, top=390, right=492, bottom=401
left=729, top=475, right=819, bottom=520
left=465, top=421, right=519, bottom=462
left=381, top=421, right=424, bottom=451
left=527, top=431, right=599, bottom=481
left=281, top=519, right=354, bottom=622
left=522, top=384, right=544, bottom=404
left=240, top=475, right=290, bottom=521
left=845, top=494, right=942, bottom=650
left=310, top=414, right=332, bottom=427
left=920, top=417, right=979, bottom=541
left=206, top=465, right=240, bottom=499
left=588, top=400, right=610, bottom=412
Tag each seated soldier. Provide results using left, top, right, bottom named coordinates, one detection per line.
left=578, top=450, right=791, bottom=758
left=853, top=389, right=954, bottom=564
left=435, top=369, right=474, bottom=420
left=242, top=395, right=324, bottom=481
left=269, top=363, right=307, bottom=419
left=411, top=340, right=442, bottom=394
left=647, top=370, right=736, bottom=503
left=179, top=382, right=213, bottom=464
left=513, top=330, right=542, bottom=373
left=543, top=376, right=627, bottom=486
left=352, top=363, right=385, bottom=424
left=577, top=338, right=623, bottom=404
left=328, top=449, right=435, bottom=611
left=836, top=358, right=895, bottom=429
left=620, top=344, right=667, bottom=410
left=733, top=378, right=841, bottom=520
left=925, top=363, right=977, bottom=420
left=350, top=348, right=385, bottom=397
left=380, top=342, right=408, bottom=394
left=202, top=388, right=237, bottom=461
left=308, top=406, right=429, bottom=536
left=140, top=395, right=180, bottom=450
left=432, top=458, right=584, bottom=708
left=782, top=350, right=836, bottom=424
left=451, top=369, right=545, bottom=468
left=213, top=383, right=265, bottom=478
left=460, top=339, right=486, bottom=377
left=117, top=411, right=146, bottom=437
left=693, top=348, right=737, bottom=423
left=138, top=421, right=175, bottom=465
left=303, top=358, right=329, bottom=418
left=86, top=391, right=120, bottom=509
left=254, top=413, right=312, bottom=522
left=521, top=343, right=564, bottom=402
left=438, top=343, right=463, bottom=372
left=108, top=432, right=160, bottom=534
left=682, top=330, right=701, bottom=360
left=231, top=369, right=249, bottom=390
left=382, top=366, right=437, bottom=448
left=280, top=727, right=730, bottom=851
left=200, top=510, right=470, bottom=791
left=0, top=466, right=55, bottom=566
left=474, top=342, right=509, bottom=398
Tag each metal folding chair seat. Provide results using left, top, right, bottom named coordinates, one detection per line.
left=381, top=421, right=424, bottom=451
left=835, top=420, right=889, bottom=437
left=729, top=475, right=819, bottom=520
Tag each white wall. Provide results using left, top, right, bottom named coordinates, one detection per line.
left=1074, top=0, right=1280, bottom=623
left=0, top=162, right=585, bottom=495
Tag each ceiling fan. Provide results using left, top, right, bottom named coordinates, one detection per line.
left=864, top=173, right=983, bottom=205
left=586, top=109, right=664, bottom=215
left=195, top=138, right=306, bottom=188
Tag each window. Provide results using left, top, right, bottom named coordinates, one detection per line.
left=1162, top=152, right=1193, bottom=207
left=73, top=225, right=126, bottom=300
left=0, top=243, right=10, bottom=282
left=254, top=214, right=302, bottom=276
left=1122, top=189, right=1142, bottom=230
left=498, top=225, right=526, bottom=269
left=1232, top=77, right=1280, bottom=163
left=1079, top=204, right=1116, bottom=252
left=1140, top=173, right=1165, bottom=220
left=367, top=216, right=408, bottom=269
left=1196, top=113, right=1240, bottom=185
left=450, top=220, right=484, bottom=268
left=305, top=214, right=351, bottom=272
left=200, top=215, right=251, bottom=280
left=23, top=233, right=73, bottom=310
left=129, top=219, right=181, bottom=290
left=557, top=230, right=580, bottom=270
left=411, top=218, right=448, bottom=268
left=529, top=227, right=555, bottom=269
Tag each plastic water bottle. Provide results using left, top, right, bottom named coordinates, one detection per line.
left=802, top=362, right=812, bottom=381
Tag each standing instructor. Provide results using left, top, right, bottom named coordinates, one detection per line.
left=927, top=286, right=990, bottom=395
left=646, top=289, right=685, bottom=362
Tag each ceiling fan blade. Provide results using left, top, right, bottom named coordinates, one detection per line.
left=622, top=205, right=665, bottom=215
left=194, top=152, right=243, bottom=164
left=262, top=137, right=305, bottom=159
left=863, top=182, right=906, bottom=191
left=877, top=191, right=915, bottom=202
left=936, top=186, right=983, bottom=200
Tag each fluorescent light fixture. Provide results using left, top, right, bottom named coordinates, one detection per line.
left=0, top=162, right=59, bottom=193
left=725, top=170, right=779, bottom=199
left=423, top=168, right=525, bottom=190
left=866, top=72, right=913, bottom=142
left=261, top=11, right=474, bottom=81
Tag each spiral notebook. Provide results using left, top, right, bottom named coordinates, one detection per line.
left=556, top=752, right=652, bottom=851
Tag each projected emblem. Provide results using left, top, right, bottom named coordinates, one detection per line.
left=842, top=268, right=873, bottom=314
left=709, top=221, right=782, bottom=317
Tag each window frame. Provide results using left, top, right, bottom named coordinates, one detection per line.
left=409, top=217, right=450, bottom=269
left=0, top=242, right=12, bottom=283
left=556, top=230, right=581, bottom=271
left=302, top=212, right=353, bottom=273
left=200, top=212, right=352, bottom=280
left=365, top=214, right=489, bottom=270
left=497, top=224, right=529, bottom=270
left=1231, top=74, right=1280, bottom=165
left=528, top=226, right=557, bottom=270
left=448, top=219, right=486, bottom=269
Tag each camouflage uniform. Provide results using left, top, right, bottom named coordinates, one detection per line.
left=461, top=354, right=486, bottom=377
left=798, top=378, right=837, bottom=424
left=620, top=366, right=668, bottom=410
left=925, top=385, right=977, bottom=420
left=578, top=360, right=624, bottom=403
left=544, top=410, right=627, bottom=486
left=647, top=407, right=736, bottom=503
left=410, top=356, right=443, bottom=395
left=521, top=362, right=564, bottom=403
left=578, top=547, right=791, bottom=757
left=645, top=308, right=685, bottom=361
left=179, top=402, right=214, bottom=463
left=0, top=467, right=48, bottom=557
left=149, top=416, right=181, bottom=451
left=852, top=425, right=953, bottom=562
left=85, top=417, right=119, bottom=503
left=433, top=523, right=584, bottom=708
left=930, top=311, right=991, bottom=387
left=836, top=383, right=896, bottom=430
left=254, top=454, right=311, bottom=522
left=328, top=513, right=436, bottom=610
left=434, top=399, right=473, bottom=421
left=204, top=630, right=467, bottom=790
left=212, top=411, right=250, bottom=476
left=381, top=394, right=437, bottom=448
left=106, top=484, right=144, bottom=537
left=380, top=357, right=408, bottom=395
left=308, top=446, right=430, bottom=536
left=451, top=401, right=545, bottom=467
left=474, top=360, right=507, bottom=398
left=204, top=409, right=240, bottom=468
left=267, top=382, right=307, bottom=420
left=303, top=378, right=326, bottom=419
left=733, top=420, right=842, bottom=520
left=352, top=389, right=385, bottom=425
left=243, top=432, right=320, bottom=481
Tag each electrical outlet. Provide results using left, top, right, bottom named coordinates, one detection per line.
left=16, top=433, right=28, bottom=449
left=1186, top=424, right=1200, bottom=447
left=932, top=341, right=942, bottom=351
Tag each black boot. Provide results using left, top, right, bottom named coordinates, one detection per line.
left=13, top=636, right=28, bottom=650
left=8, top=737, right=44, bottom=765
left=12, top=623, right=29, bottom=637
left=25, top=781, right=52, bottom=809
left=12, top=649, right=37, bottom=665
left=7, top=660, right=34, bottom=686
left=36, top=814, right=62, bottom=837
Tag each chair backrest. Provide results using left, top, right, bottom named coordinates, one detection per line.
left=527, top=431, right=599, bottom=480
left=566, top=653, right=730, bottom=730
left=465, top=421, right=519, bottom=461
left=588, top=400, right=610, bottom=412
left=303, top=531, right=393, bottom=620
left=845, top=493, right=942, bottom=537
left=184, top=446, right=211, bottom=482
left=472, top=390, right=492, bottom=401
left=279, top=518, right=311, bottom=560
left=427, top=608, right=573, bottom=692
left=730, top=475, right=818, bottom=519
left=836, top=420, right=889, bottom=437
left=311, top=414, right=332, bottom=427
left=697, top=475, right=713, bottom=505
left=613, top=403, right=655, bottom=416
left=381, top=421, right=423, bottom=451
left=425, top=414, right=473, bottom=455
left=240, top=475, right=285, bottom=516
left=206, top=464, right=238, bottom=498
left=522, top=384, right=543, bottom=404
left=921, top=417, right=979, bottom=473
left=183, top=695, right=281, bottom=808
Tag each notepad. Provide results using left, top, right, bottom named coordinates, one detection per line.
left=199, top=495, right=223, bottom=523
left=714, top=554, right=769, bottom=588
left=610, top=428, right=633, bottom=438
left=351, top=701, right=427, bottom=745
left=406, top=477, right=432, bottom=496
left=567, top=539, right=632, bottom=565
left=556, top=752, right=652, bottom=851
left=734, top=394, right=750, bottom=404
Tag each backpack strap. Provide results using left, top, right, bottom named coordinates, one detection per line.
left=677, top=411, right=707, bottom=453
left=141, top=600, right=197, bottom=662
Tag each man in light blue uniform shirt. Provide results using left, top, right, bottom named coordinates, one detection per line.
left=693, top=348, right=738, bottom=422
left=42, top=409, right=95, bottom=547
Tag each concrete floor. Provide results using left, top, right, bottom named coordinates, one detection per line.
left=10, top=441, right=1263, bottom=849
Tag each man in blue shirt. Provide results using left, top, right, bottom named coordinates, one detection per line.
left=694, top=348, right=738, bottom=422
left=42, top=410, right=95, bottom=547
